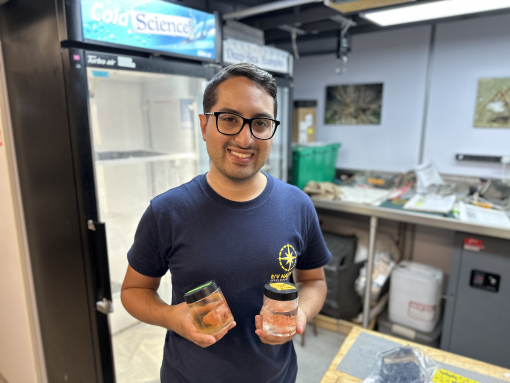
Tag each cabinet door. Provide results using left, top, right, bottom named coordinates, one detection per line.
left=450, top=236, right=510, bottom=368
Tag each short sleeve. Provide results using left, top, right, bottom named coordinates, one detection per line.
left=127, top=203, right=168, bottom=278
left=296, top=200, right=332, bottom=270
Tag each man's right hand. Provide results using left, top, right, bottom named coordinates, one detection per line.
left=121, top=266, right=236, bottom=349
left=168, top=302, right=236, bottom=348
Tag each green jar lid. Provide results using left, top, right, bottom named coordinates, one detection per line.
left=264, top=282, right=298, bottom=301
left=184, top=280, right=219, bottom=304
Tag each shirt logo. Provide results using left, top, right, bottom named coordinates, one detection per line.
left=279, top=244, right=297, bottom=272
left=270, top=244, right=297, bottom=282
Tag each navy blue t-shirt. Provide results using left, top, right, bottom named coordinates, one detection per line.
left=128, top=174, right=332, bottom=383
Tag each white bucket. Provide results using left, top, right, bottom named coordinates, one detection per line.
left=389, top=261, right=443, bottom=333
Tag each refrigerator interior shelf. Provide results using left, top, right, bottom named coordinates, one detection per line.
left=95, top=150, right=197, bottom=166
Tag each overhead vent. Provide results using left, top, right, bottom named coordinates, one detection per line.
left=325, top=0, right=415, bottom=14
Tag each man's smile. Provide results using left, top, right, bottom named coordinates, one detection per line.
left=226, top=147, right=256, bottom=166
left=229, top=150, right=253, bottom=159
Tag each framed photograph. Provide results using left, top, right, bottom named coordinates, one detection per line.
left=474, top=77, right=510, bottom=128
left=325, top=83, right=383, bottom=125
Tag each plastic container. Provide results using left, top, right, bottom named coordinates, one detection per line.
left=389, top=261, right=443, bottom=333
left=291, top=143, right=341, bottom=189
left=262, top=282, right=299, bottom=337
left=184, top=280, right=234, bottom=335
left=363, top=346, right=438, bottom=383
left=377, top=309, right=442, bottom=348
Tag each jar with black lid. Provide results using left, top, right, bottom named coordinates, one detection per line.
left=262, top=282, right=299, bottom=337
left=184, top=280, right=234, bottom=335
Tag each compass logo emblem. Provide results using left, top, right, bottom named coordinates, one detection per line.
left=278, top=244, right=297, bottom=272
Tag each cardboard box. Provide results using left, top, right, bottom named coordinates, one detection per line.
left=293, top=100, right=316, bottom=143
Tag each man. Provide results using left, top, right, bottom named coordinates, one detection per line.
left=121, top=63, right=331, bottom=383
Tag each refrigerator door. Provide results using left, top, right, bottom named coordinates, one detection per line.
left=264, top=79, right=293, bottom=182
left=63, top=48, right=216, bottom=383
left=88, top=66, right=209, bottom=381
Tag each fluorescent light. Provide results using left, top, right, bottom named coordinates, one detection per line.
left=362, top=0, right=510, bottom=27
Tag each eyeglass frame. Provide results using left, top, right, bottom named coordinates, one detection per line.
left=204, top=111, right=280, bottom=140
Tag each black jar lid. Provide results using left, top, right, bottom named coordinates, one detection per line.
left=264, top=282, right=298, bottom=301
left=184, top=280, right=219, bottom=304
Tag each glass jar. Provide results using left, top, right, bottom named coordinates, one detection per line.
left=262, top=282, right=299, bottom=337
left=184, top=280, right=234, bottom=335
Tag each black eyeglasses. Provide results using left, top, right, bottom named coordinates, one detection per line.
left=204, top=111, right=280, bottom=140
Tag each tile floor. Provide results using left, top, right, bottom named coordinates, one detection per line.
left=112, top=321, right=346, bottom=383
left=112, top=323, right=166, bottom=383
left=294, top=328, right=347, bottom=383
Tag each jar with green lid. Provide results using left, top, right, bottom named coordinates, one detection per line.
left=184, top=280, right=234, bottom=335
left=262, top=282, right=299, bottom=337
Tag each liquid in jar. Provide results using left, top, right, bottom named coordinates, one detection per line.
left=184, top=281, right=234, bottom=335
left=262, top=282, right=299, bottom=337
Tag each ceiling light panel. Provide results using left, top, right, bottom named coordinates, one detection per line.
left=325, top=0, right=415, bottom=14
left=362, top=0, right=510, bottom=26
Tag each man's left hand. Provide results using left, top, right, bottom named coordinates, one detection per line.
left=255, top=307, right=307, bottom=345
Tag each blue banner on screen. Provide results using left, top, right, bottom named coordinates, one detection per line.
left=81, top=0, right=216, bottom=60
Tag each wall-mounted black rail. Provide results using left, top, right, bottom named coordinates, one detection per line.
left=456, top=154, right=503, bottom=163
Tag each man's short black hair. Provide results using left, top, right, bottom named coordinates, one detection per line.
left=203, top=63, right=278, bottom=118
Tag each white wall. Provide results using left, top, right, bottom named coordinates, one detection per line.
left=294, top=13, right=510, bottom=178
left=0, top=45, right=43, bottom=383
left=294, top=25, right=431, bottom=172
left=423, top=13, right=510, bottom=178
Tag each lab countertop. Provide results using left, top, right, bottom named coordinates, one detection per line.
left=320, top=327, right=510, bottom=383
left=312, top=197, right=510, bottom=240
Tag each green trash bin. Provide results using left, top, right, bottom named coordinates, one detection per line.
left=324, top=143, right=341, bottom=182
left=291, top=143, right=341, bottom=189
left=291, top=145, right=315, bottom=190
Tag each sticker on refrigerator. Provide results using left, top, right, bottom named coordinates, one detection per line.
left=92, top=70, right=109, bottom=78
left=464, top=238, right=484, bottom=251
left=408, top=301, right=435, bottom=322
left=87, top=55, right=116, bottom=66
left=118, top=56, right=136, bottom=68
left=179, top=99, right=194, bottom=130
left=81, top=0, right=216, bottom=61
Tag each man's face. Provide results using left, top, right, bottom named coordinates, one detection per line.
left=200, top=77, right=275, bottom=182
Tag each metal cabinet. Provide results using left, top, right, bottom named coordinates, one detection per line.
left=442, top=232, right=510, bottom=368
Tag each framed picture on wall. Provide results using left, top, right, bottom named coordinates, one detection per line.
left=474, top=77, right=510, bottom=128
left=325, top=83, right=383, bottom=125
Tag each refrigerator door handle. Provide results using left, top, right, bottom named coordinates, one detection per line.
left=88, top=220, right=97, bottom=231
left=96, top=298, right=114, bottom=315
left=87, top=220, right=114, bottom=315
